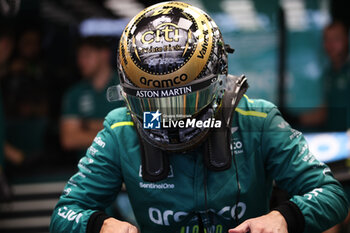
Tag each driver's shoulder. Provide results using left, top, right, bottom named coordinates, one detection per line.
left=234, top=95, right=276, bottom=129
left=104, top=107, right=135, bottom=130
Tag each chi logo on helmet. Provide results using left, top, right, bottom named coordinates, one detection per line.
left=141, top=23, right=180, bottom=44
left=118, top=2, right=220, bottom=89
left=143, top=110, right=161, bottom=129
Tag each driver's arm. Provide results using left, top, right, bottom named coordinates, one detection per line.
left=262, top=107, right=348, bottom=232
left=50, top=117, right=134, bottom=233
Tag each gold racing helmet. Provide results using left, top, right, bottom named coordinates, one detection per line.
left=108, top=1, right=232, bottom=151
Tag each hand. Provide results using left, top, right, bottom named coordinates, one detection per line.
left=100, top=218, right=139, bottom=233
left=84, top=119, right=104, bottom=131
left=4, top=143, right=24, bottom=165
left=229, top=211, right=287, bottom=233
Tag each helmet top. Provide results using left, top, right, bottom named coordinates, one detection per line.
left=118, top=1, right=225, bottom=89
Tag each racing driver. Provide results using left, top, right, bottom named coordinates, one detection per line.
left=50, top=2, right=348, bottom=233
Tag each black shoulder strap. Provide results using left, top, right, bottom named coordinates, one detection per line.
left=203, top=75, right=248, bottom=171
left=138, top=135, right=170, bottom=182
left=202, top=125, right=232, bottom=171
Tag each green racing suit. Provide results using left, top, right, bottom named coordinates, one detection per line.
left=50, top=96, right=349, bottom=233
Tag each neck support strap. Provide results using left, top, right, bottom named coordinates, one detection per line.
left=136, top=75, right=248, bottom=182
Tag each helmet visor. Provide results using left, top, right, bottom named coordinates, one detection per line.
left=110, top=75, right=225, bottom=121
